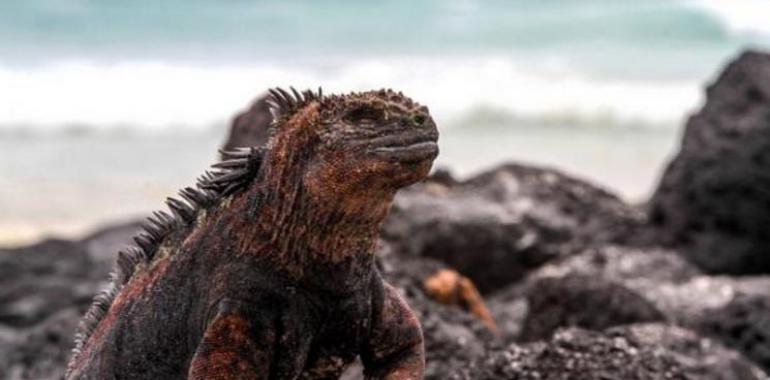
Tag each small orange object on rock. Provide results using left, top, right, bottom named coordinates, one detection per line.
left=423, top=268, right=498, bottom=333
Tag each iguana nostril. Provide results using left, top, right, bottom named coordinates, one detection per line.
left=413, top=114, right=427, bottom=126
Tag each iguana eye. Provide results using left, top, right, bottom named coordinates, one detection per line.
left=344, top=106, right=385, bottom=124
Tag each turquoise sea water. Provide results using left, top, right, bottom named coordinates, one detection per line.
left=0, top=1, right=764, bottom=65
left=1, top=1, right=769, bottom=242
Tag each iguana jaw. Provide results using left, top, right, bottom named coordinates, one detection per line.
left=371, top=140, right=439, bottom=163
left=367, top=126, right=440, bottom=164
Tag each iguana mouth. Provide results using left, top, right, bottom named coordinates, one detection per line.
left=369, top=132, right=439, bottom=163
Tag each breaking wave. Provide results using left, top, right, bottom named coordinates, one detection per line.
left=0, top=57, right=702, bottom=134
left=692, top=0, right=770, bottom=36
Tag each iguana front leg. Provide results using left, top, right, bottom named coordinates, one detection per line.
left=188, top=300, right=275, bottom=380
left=362, top=283, right=425, bottom=380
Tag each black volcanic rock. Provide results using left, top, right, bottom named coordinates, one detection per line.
left=487, top=245, right=698, bottom=343
left=611, top=324, right=768, bottom=380
left=626, top=276, right=770, bottom=327
left=697, top=293, right=770, bottom=373
left=0, top=239, right=102, bottom=328
left=486, top=243, right=770, bottom=375
left=0, top=220, right=145, bottom=329
left=649, top=50, right=770, bottom=274
left=452, top=327, right=691, bottom=380
left=0, top=308, right=81, bottom=380
left=515, top=274, right=664, bottom=342
left=454, top=324, right=768, bottom=380
left=382, top=163, right=643, bottom=294
left=221, top=94, right=273, bottom=153
left=528, top=245, right=702, bottom=285
left=0, top=223, right=143, bottom=379
left=505, top=247, right=770, bottom=373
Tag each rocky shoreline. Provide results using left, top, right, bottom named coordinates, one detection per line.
left=2, top=50, right=770, bottom=379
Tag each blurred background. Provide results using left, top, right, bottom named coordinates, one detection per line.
left=1, top=0, right=769, bottom=245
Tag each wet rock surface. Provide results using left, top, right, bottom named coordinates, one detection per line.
left=649, top=50, right=770, bottom=274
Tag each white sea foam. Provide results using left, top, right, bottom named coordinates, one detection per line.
left=0, top=57, right=702, bottom=132
left=692, top=0, right=770, bottom=36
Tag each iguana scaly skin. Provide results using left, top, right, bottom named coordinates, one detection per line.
left=65, top=88, right=438, bottom=380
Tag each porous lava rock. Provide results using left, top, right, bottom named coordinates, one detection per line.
left=514, top=274, right=665, bottom=342
left=696, top=293, right=770, bottom=373
left=452, top=327, right=691, bottom=380
left=611, top=324, right=768, bottom=380
left=649, top=50, right=770, bottom=274
left=490, top=243, right=770, bottom=373
left=487, top=245, right=698, bottom=343
left=382, top=163, right=644, bottom=294
left=529, top=245, right=702, bottom=285
left=489, top=241, right=770, bottom=372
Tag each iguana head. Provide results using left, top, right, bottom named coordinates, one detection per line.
left=265, top=88, right=438, bottom=216
left=314, top=89, right=438, bottom=188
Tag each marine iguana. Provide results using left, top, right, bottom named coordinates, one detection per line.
left=65, top=88, right=439, bottom=380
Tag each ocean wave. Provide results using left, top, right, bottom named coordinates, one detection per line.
left=690, top=0, right=770, bottom=36
left=0, top=57, right=702, bottom=133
